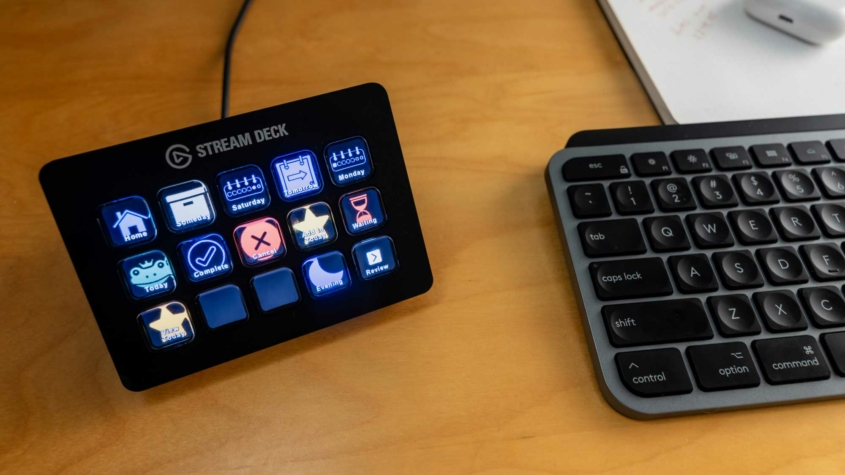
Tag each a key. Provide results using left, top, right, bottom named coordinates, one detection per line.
left=671, top=149, right=712, bottom=174
left=712, top=251, right=763, bottom=290
left=753, top=291, right=808, bottom=332
left=651, top=178, right=696, bottom=211
left=693, top=175, right=738, bottom=208
left=642, top=215, right=691, bottom=252
left=812, top=167, right=845, bottom=198
left=563, top=155, right=630, bottom=182
left=753, top=336, right=830, bottom=384
left=577, top=219, right=647, bottom=258
left=589, top=257, right=673, bottom=301
left=774, top=169, right=819, bottom=202
left=757, top=247, right=809, bottom=285
left=686, top=212, right=734, bottom=248
left=686, top=343, right=761, bottom=392
left=799, top=287, right=845, bottom=328
left=631, top=152, right=671, bottom=177
left=829, top=139, right=845, bottom=161
left=800, top=244, right=845, bottom=281
left=568, top=184, right=612, bottom=218
left=668, top=254, right=719, bottom=294
left=707, top=294, right=762, bottom=337
left=710, top=146, right=753, bottom=170
left=789, top=141, right=832, bottom=164
left=771, top=206, right=820, bottom=241
left=821, top=332, right=845, bottom=376
left=750, top=144, right=792, bottom=167
left=734, top=172, right=779, bottom=205
left=728, top=209, right=778, bottom=245
left=609, top=180, right=654, bottom=215
left=615, top=349, right=693, bottom=397
left=603, top=299, right=713, bottom=347
left=811, top=204, right=845, bottom=238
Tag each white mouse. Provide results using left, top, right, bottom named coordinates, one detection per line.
left=745, top=0, right=845, bottom=45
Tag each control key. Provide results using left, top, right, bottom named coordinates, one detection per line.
left=616, top=348, right=693, bottom=397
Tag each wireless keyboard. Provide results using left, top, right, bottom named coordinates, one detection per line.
left=546, top=115, right=845, bottom=418
left=40, top=83, right=433, bottom=391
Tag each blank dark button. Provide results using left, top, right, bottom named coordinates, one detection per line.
left=821, top=332, right=845, bottom=375
left=734, top=173, right=779, bottom=205
left=578, top=219, right=646, bottom=257
left=773, top=170, right=819, bottom=202
left=728, top=209, right=778, bottom=245
left=812, top=204, right=845, bottom=238
left=671, top=149, right=712, bottom=174
left=812, top=167, right=845, bottom=199
left=652, top=178, right=696, bottom=211
left=712, top=251, right=763, bottom=290
left=753, top=336, right=830, bottom=384
left=799, top=287, right=845, bottom=328
left=829, top=139, right=845, bottom=161
left=643, top=215, right=691, bottom=252
left=631, top=152, right=671, bottom=177
left=568, top=184, right=611, bottom=219
left=610, top=180, right=654, bottom=215
left=589, top=257, right=673, bottom=301
left=771, top=206, right=820, bottom=241
left=711, top=147, right=753, bottom=170
left=756, top=247, right=809, bottom=285
left=563, top=155, right=630, bottom=182
left=707, top=294, right=762, bottom=337
left=669, top=254, right=719, bottom=294
left=687, top=343, right=761, bottom=391
left=616, top=348, right=693, bottom=397
left=800, top=244, right=845, bottom=281
left=790, top=141, right=832, bottom=164
left=686, top=212, right=734, bottom=249
left=693, top=175, right=738, bottom=209
left=751, top=144, right=792, bottom=167
left=603, top=299, right=713, bottom=347
left=753, top=291, right=808, bottom=332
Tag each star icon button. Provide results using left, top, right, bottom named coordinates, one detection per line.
left=287, top=202, right=337, bottom=250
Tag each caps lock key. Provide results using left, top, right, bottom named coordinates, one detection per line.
left=589, top=257, right=673, bottom=301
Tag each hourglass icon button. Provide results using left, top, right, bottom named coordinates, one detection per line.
left=339, top=188, right=386, bottom=235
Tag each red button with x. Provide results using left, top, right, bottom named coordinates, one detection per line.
left=233, top=217, right=286, bottom=266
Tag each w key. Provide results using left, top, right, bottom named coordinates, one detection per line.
left=686, top=212, right=734, bottom=248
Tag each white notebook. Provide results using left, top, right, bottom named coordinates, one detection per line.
left=599, top=0, right=845, bottom=124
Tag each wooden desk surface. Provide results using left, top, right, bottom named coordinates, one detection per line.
left=3, top=1, right=844, bottom=474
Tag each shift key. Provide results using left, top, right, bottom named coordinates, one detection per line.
left=590, top=257, right=673, bottom=301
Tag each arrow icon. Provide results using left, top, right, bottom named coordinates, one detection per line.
left=629, top=362, right=639, bottom=369
left=171, top=151, right=191, bottom=163
left=286, top=170, right=308, bottom=182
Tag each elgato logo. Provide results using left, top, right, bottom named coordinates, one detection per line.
left=165, top=123, right=288, bottom=170
left=165, top=144, right=193, bottom=169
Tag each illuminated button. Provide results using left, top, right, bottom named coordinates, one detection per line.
left=302, top=251, right=350, bottom=297
left=352, top=236, right=398, bottom=280
left=98, top=196, right=156, bottom=247
left=158, top=180, right=216, bottom=232
left=325, top=137, right=373, bottom=186
left=251, top=268, right=300, bottom=312
left=197, top=285, right=248, bottom=329
left=138, top=301, right=194, bottom=350
left=339, top=188, right=386, bottom=235
left=119, top=250, right=177, bottom=300
left=233, top=217, right=285, bottom=266
left=271, top=150, right=323, bottom=201
left=287, top=202, right=337, bottom=250
left=216, top=165, right=271, bottom=216
left=176, top=233, right=232, bottom=282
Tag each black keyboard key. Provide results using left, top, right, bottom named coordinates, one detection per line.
left=686, top=212, right=734, bottom=249
left=750, top=144, right=792, bottom=167
left=563, top=155, right=630, bottom=182
left=771, top=206, right=820, bottom=241
left=812, top=204, right=845, bottom=237
left=801, top=244, right=845, bottom=281
left=753, top=291, right=808, bottom=332
left=643, top=215, right=690, bottom=252
left=812, top=167, right=845, bottom=198
left=734, top=172, right=779, bottom=205
left=829, top=139, right=845, bottom=161
left=651, top=178, right=696, bottom=212
left=687, top=343, right=761, bottom=392
left=631, top=152, right=671, bottom=177
left=609, top=181, right=654, bottom=215
left=693, top=175, right=738, bottom=209
left=669, top=254, right=719, bottom=294
left=712, top=251, right=763, bottom=290
left=757, top=247, right=809, bottom=285
left=616, top=349, right=693, bottom=397
left=568, top=184, right=611, bottom=218
left=711, top=146, right=753, bottom=170
left=789, top=141, right=832, bottom=164
left=603, top=299, right=713, bottom=347
left=671, top=149, right=712, bottom=174
left=799, top=287, right=845, bottom=328
left=708, top=295, right=761, bottom=337
left=773, top=170, right=819, bottom=202
left=728, top=209, right=778, bottom=245
left=589, top=258, right=673, bottom=301
left=578, top=219, right=646, bottom=258
left=822, top=332, right=845, bottom=375
left=753, top=336, right=830, bottom=384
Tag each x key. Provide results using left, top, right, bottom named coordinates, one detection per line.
left=753, top=291, right=808, bottom=332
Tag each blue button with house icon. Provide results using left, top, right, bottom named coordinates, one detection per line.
left=99, top=196, right=157, bottom=247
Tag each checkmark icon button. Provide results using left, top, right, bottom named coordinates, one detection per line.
left=177, top=233, right=233, bottom=282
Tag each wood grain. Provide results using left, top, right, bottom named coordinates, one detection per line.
left=3, top=1, right=845, bottom=474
